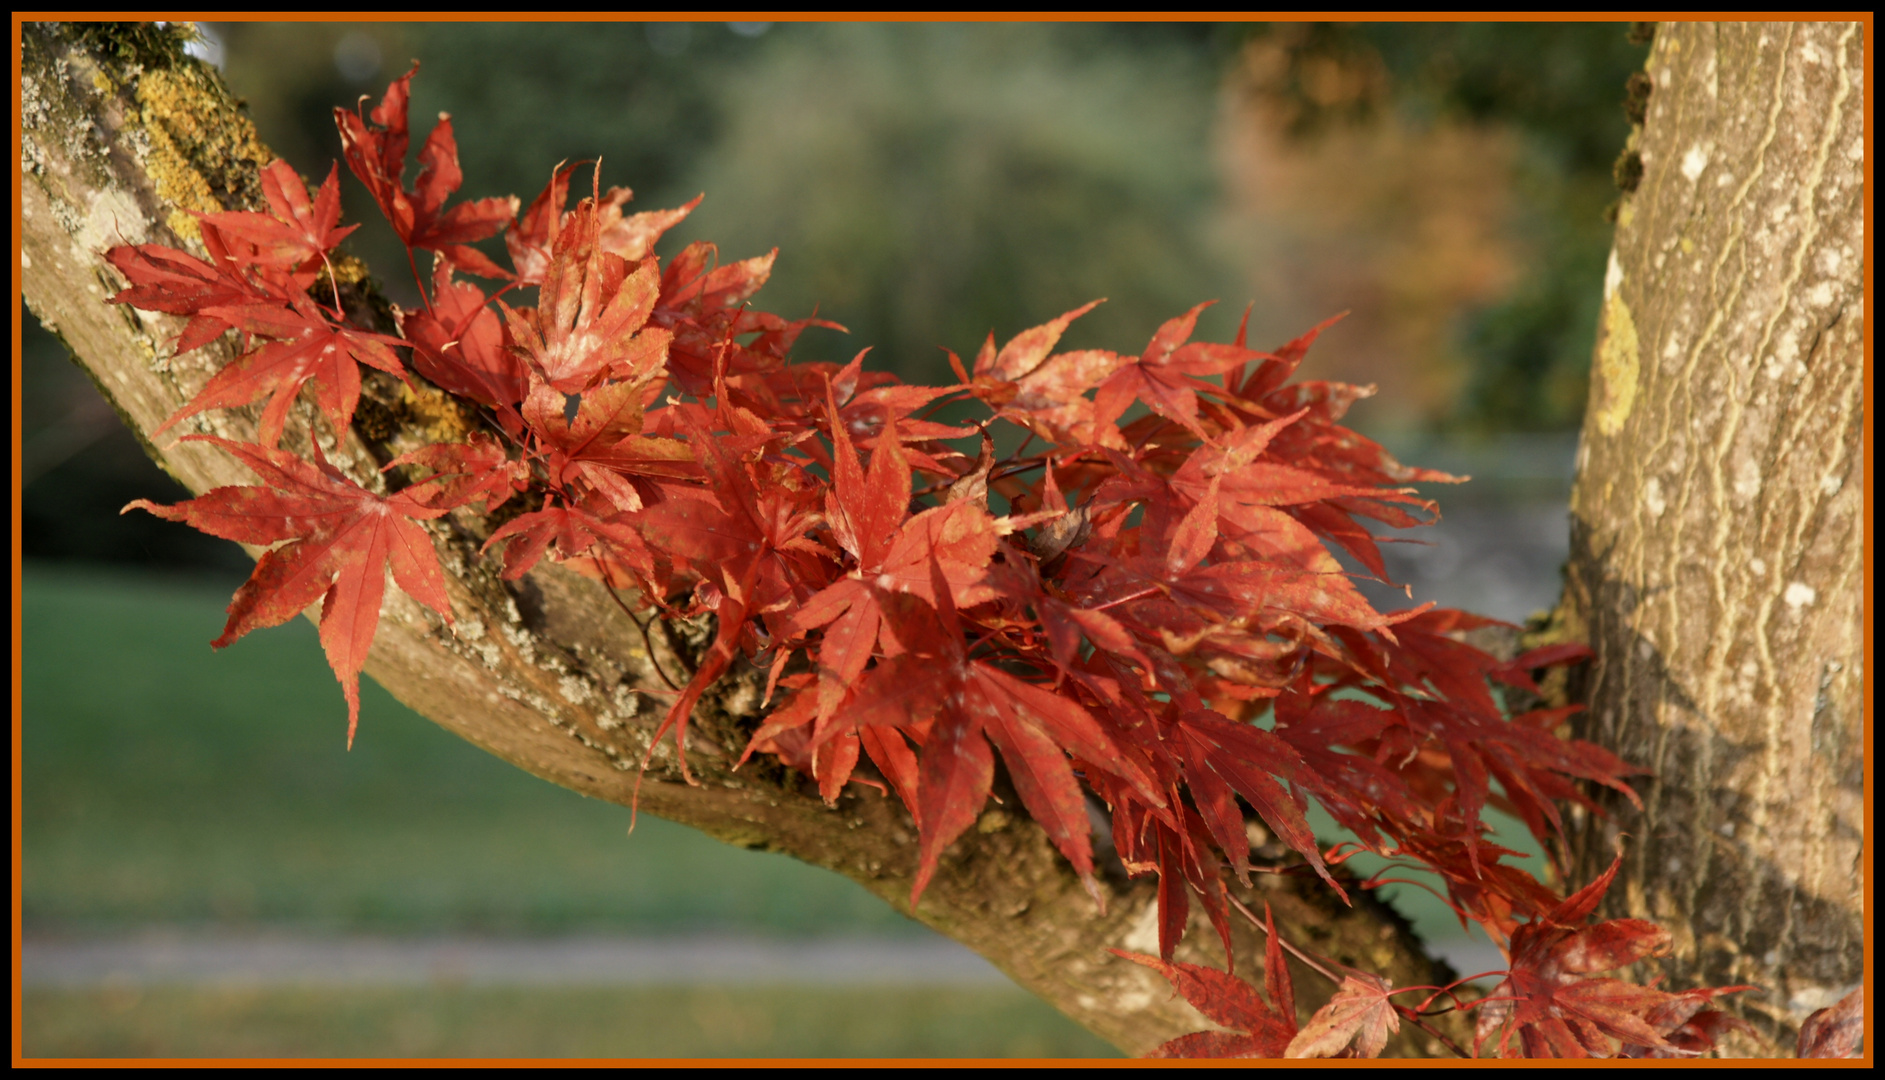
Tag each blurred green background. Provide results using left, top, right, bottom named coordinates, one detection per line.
left=21, top=19, right=1645, bottom=1058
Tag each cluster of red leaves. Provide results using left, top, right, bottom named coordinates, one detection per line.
left=109, top=66, right=1757, bottom=1057
left=1122, top=861, right=1757, bottom=1059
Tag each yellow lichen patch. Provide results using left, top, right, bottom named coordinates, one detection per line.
left=329, top=254, right=372, bottom=288
left=400, top=379, right=477, bottom=447
left=132, top=66, right=273, bottom=241
left=1593, top=291, right=1641, bottom=436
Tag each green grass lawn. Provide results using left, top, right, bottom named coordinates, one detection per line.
left=21, top=562, right=923, bottom=937
left=22, top=986, right=1115, bottom=1059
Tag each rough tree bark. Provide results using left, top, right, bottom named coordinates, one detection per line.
left=17, top=21, right=1454, bottom=1057
left=1552, top=21, right=1868, bottom=1056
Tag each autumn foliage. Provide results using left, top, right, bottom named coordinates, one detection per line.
left=109, top=64, right=1759, bottom=1058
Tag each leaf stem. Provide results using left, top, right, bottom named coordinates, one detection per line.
left=1090, top=584, right=1161, bottom=613
left=1228, top=895, right=1341, bottom=985
left=594, top=560, right=683, bottom=693
left=1396, top=1008, right=1470, bottom=1059
left=406, top=245, right=435, bottom=318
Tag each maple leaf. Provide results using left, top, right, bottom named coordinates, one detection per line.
left=788, top=402, right=916, bottom=724
left=1116, top=903, right=1300, bottom=1058
left=841, top=560, right=1157, bottom=906
left=387, top=434, right=530, bottom=514
left=520, top=378, right=695, bottom=514
left=1617, top=986, right=1757, bottom=1058
left=1233, top=312, right=1347, bottom=403
left=1285, top=972, right=1401, bottom=1058
left=655, top=241, right=837, bottom=396
left=507, top=163, right=577, bottom=285
left=500, top=191, right=670, bottom=394
left=105, top=230, right=270, bottom=356
left=1357, top=615, right=1640, bottom=872
left=1091, top=302, right=1256, bottom=439
left=124, top=436, right=451, bottom=746
left=596, top=186, right=702, bottom=263
left=806, top=350, right=974, bottom=468
left=954, top=303, right=1131, bottom=448
left=1795, top=987, right=1863, bottom=1059
left=153, top=287, right=409, bottom=448
left=482, top=499, right=651, bottom=582
left=1078, top=470, right=1398, bottom=646
left=1170, top=708, right=1342, bottom=896
left=1472, top=855, right=1751, bottom=1058
left=633, top=402, right=828, bottom=621
left=335, top=63, right=517, bottom=276
left=398, top=259, right=527, bottom=410
left=198, top=160, right=358, bottom=276
left=508, top=166, right=701, bottom=286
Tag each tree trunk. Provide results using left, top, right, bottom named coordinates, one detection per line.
left=1556, top=21, right=1866, bottom=1056
left=18, top=21, right=1459, bottom=1057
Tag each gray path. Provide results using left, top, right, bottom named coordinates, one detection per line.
left=21, top=934, right=1508, bottom=989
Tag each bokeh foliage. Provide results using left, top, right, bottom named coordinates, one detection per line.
left=1232, top=22, right=1649, bottom=432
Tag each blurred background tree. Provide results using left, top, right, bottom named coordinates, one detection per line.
left=1223, top=22, right=1648, bottom=434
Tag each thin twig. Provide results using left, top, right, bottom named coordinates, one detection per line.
left=1397, top=1009, right=1470, bottom=1059
left=1227, top=896, right=1340, bottom=985
left=594, top=562, right=683, bottom=692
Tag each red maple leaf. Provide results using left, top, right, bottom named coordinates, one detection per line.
left=397, top=259, right=527, bottom=410
left=833, top=557, right=1159, bottom=908
left=335, top=63, right=517, bottom=277
left=520, top=378, right=696, bottom=514
left=1795, top=987, right=1863, bottom=1059
left=387, top=433, right=530, bottom=514
left=1284, top=972, right=1402, bottom=1058
left=481, top=499, right=651, bottom=583
left=1473, top=855, right=1752, bottom=1058
left=1232, top=311, right=1347, bottom=403
left=955, top=302, right=1130, bottom=448
left=105, top=226, right=271, bottom=356
left=1091, top=302, right=1255, bottom=439
left=506, top=162, right=581, bottom=287
left=786, top=402, right=984, bottom=729
left=124, top=436, right=452, bottom=746
left=499, top=191, right=670, bottom=394
left=507, top=165, right=701, bottom=286
left=641, top=403, right=829, bottom=599
left=152, top=286, right=408, bottom=448
left=1116, top=902, right=1300, bottom=1058
left=1169, top=707, right=1342, bottom=896
left=653, top=240, right=834, bottom=396
left=595, top=186, right=701, bottom=263
left=197, top=160, right=358, bottom=277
